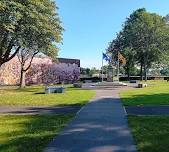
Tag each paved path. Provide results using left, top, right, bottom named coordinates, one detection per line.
left=44, top=87, right=137, bottom=152
left=0, top=106, right=81, bottom=115
left=126, top=105, right=169, bottom=115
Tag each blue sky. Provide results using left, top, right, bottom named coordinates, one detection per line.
left=56, top=0, right=169, bottom=68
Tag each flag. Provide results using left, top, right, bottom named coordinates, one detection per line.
left=118, top=52, right=126, bottom=65
left=102, top=53, right=111, bottom=62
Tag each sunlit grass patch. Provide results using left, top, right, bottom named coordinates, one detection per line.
left=0, top=115, right=74, bottom=152
left=120, top=80, right=169, bottom=106
left=128, top=115, right=169, bottom=152
left=0, top=85, right=95, bottom=106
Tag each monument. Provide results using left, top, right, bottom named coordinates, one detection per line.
left=82, top=52, right=127, bottom=89
left=107, top=64, right=113, bottom=82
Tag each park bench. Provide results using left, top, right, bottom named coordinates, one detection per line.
left=84, top=80, right=92, bottom=83
left=73, top=83, right=82, bottom=88
left=138, top=83, right=147, bottom=88
left=45, top=86, right=65, bottom=94
left=129, top=80, right=137, bottom=83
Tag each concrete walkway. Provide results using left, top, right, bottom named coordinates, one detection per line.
left=44, top=87, right=137, bottom=152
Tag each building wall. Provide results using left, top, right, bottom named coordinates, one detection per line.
left=0, top=56, right=80, bottom=85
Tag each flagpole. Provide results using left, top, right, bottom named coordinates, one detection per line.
left=102, top=52, right=103, bottom=82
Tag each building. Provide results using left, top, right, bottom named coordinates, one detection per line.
left=0, top=56, right=80, bottom=85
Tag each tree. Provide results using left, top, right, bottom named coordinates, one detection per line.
left=17, top=49, right=39, bottom=88
left=161, top=67, right=169, bottom=76
left=0, top=0, right=63, bottom=70
left=89, top=67, right=99, bottom=77
left=124, top=9, right=169, bottom=81
left=80, top=67, right=87, bottom=75
left=108, top=8, right=169, bottom=81
left=86, top=68, right=91, bottom=76
left=110, top=32, right=137, bottom=80
left=107, top=33, right=136, bottom=80
left=80, top=67, right=100, bottom=77
left=80, top=67, right=91, bottom=76
left=0, top=0, right=63, bottom=87
left=123, top=47, right=136, bottom=80
left=102, top=65, right=108, bottom=74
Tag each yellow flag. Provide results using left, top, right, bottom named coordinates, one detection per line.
left=118, top=52, right=126, bottom=65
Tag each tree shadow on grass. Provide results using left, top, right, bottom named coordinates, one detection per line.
left=0, top=115, right=74, bottom=152
left=122, top=93, right=169, bottom=106
left=4, top=106, right=82, bottom=115
left=35, top=92, right=45, bottom=94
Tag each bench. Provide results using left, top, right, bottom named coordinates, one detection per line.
left=73, top=83, right=82, bottom=88
left=138, top=83, right=147, bottom=88
left=84, top=80, right=92, bottom=83
left=129, top=80, right=137, bottom=83
left=45, top=86, right=65, bottom=94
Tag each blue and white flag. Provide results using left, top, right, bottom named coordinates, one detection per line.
left=102, top=53, right=110, bottom=62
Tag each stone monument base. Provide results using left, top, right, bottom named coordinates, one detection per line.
left=82, top=81, right=127, bottom=89
left=92, top=81, right=127, bottom=87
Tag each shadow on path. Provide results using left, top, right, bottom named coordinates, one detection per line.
left=44, top=87, right=137, bottom=152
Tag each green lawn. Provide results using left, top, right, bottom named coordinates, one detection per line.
left=0, top=115, right=74, bottom=152
left=0, top=85, right=95, bottom=106
left=0, top=85, right=95, bottom=151
left=128, top=115, right=169, bottom=152
left=120, top=80, right=169, bottom=106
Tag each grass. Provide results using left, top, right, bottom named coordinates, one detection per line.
left=120, top=80, right=169, bottom=106
left=120, top=80, right=169, bottom=151
left=0, top=85, right=95, bottom=106
left=0, top=85, right=94, bottom=151
left=0, top=114, right=74, bottom=152
left=128, top=115, right=169, bottom=152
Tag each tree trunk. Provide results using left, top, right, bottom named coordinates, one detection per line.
left=20, top=67, right=26, bottom=88
left=143, top=54, right=148, bottom=82
left=127, top=68, right=130, bottom=81
left=127, top=73, right=130, bottom=81
left=112, top=67, right=114, bottom=82
left=144, top=64, right=147, bottom=82
left=140, top=63, right=143, bottom=81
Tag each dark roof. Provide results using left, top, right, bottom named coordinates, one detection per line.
left=57, top=58, right=80, bottom=67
